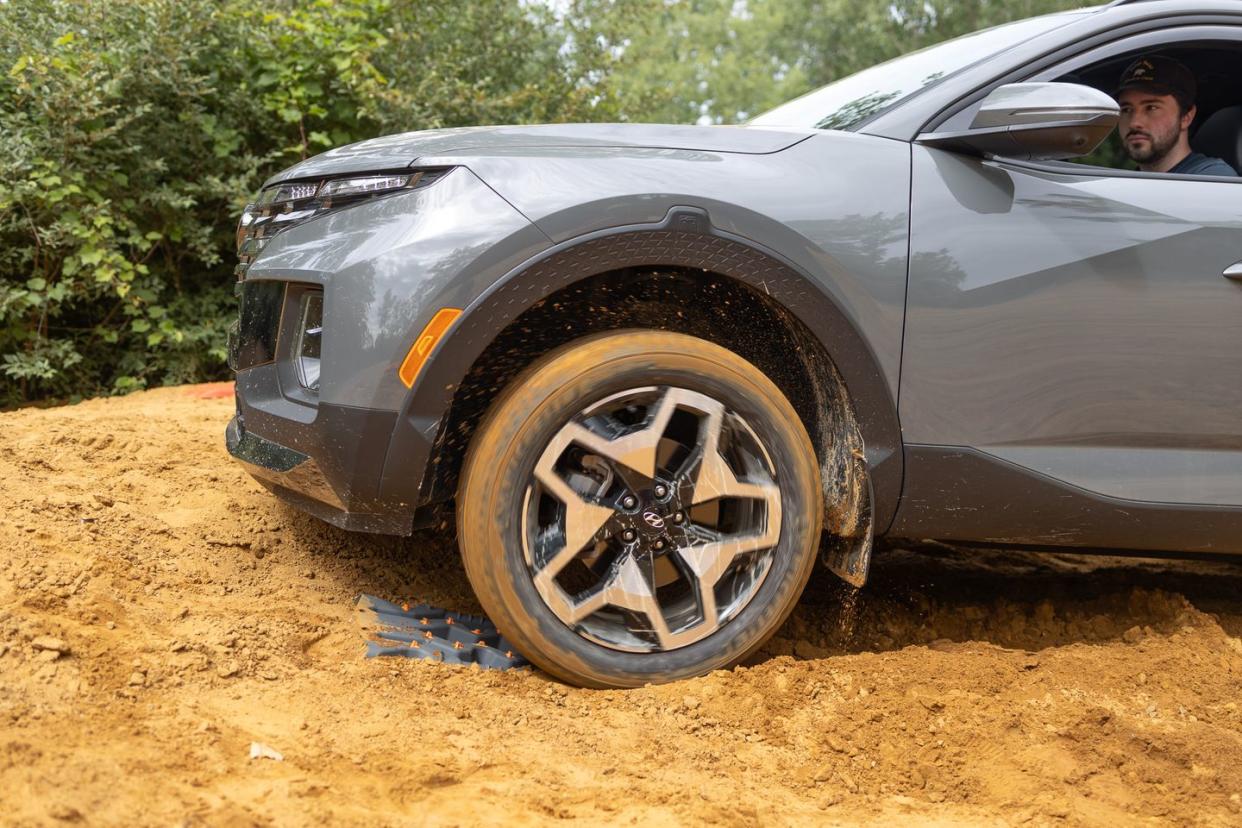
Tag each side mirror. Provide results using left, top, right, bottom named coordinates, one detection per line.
left=917, top=82, right=1119, bottom=160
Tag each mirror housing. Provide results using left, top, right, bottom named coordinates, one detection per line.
left=918, top=82, right=1119, bottom=160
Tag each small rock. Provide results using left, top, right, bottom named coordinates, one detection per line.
left=106, top=622, right=116, bottom=630
left=818, top=792, right=842, bottom=809
left=1123, top=626, right=1143, bottom=644
left=249, top=742, right=283, bottom=762
left=261, top=670, right=278, bottom=681
left=37, top=649, right=61, bottom=663
left=92, top=493, right=114, bottom=507
left=682, top=695, right=701, bottom=711
left=127, top=672, right=145, bottom=687
left=302, top=569, right=316, bottom=579
left=32, top=636, right=68, bottom=654
left=48, top=804, right=81, bottom=821
left=216, top=662, right=240, bottom=678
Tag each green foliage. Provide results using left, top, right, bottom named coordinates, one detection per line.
left=0, top=0, right=1097, bottom=407
left=586, top=0, right=1089, bottom=125
left=0, top=0, right=623, bottom=406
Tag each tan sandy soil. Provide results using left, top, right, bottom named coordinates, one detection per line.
left=2, top=384, right=1241, bottom=826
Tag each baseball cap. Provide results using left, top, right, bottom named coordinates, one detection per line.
left=1116, top=55, right=1197, bottom=105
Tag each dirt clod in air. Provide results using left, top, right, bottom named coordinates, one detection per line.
left=1, top=384, right=1240, bottom=825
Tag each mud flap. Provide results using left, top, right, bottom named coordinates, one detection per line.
left=820, top=527, right=872, bottom=588
left=355, top=595, right=529, bottom=670
left=820, top=472, right=873, bottom=588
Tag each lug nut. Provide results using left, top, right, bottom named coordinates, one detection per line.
left=673, top=512, right=685, bottom=524
left=622, top=529, right=637, bottom=543
left=654, top=484, right=667, bottom=498
left=622, top=495, right=637, bottom=509
left=653, top=540, right=665, bottom=551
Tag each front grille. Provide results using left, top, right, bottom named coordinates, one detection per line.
left=234, top=168, right=452, bottom=279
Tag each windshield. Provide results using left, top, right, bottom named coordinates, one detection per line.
left=750, top=11, right=1088, bottom=131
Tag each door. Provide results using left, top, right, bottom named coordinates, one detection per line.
left=895, top=146, right=1242, bottom=549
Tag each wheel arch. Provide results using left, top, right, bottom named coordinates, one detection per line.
left=379, top=207, right=903, bottom=568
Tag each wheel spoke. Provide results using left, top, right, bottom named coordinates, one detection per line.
left=532, top=456, right=615, bottom=577
left=580, top=553, right=673, bottom=648
left=689, top=402, right=780, bottom=505
left=675, top=528, right=780, bottom=628
left=679, top=530, right=780, bottom=584
left=558, top=387, right=679, bottom=479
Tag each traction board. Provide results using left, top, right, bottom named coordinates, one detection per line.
left=356, top=595, right=528, bottom=670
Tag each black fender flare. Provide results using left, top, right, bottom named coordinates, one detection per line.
left=379, top=205, right=904, bottom=534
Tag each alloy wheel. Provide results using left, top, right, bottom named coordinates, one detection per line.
left=520, top=386, right=783, bottom=653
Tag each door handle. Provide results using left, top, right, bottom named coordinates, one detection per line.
left=1226, top=262, right=1242, bottom=281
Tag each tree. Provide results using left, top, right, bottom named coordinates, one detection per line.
left=587, top=0, right=1086, bottom=124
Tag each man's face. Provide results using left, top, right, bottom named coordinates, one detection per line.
left=1118, top=88, right=1192, bottom=164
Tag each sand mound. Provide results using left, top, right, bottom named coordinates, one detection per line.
left=2, top=385, right=1240, bottom=825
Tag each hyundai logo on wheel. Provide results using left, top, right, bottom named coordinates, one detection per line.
left=642, top=511, right=665, bottom=529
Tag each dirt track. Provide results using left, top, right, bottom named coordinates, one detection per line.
left=2, top=384, right=1241, bottom=826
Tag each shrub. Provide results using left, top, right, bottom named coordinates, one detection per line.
left=0, top=0, right=620, bottom=406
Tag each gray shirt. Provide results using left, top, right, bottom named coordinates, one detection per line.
left=1168, top=151, right=1236, bottom=177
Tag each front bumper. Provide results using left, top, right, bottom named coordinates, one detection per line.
left=225, top=276, right=415, bottom=533
left=223, top=165, right=551, bottom=534
left=226, top=410, right=414, bottom=535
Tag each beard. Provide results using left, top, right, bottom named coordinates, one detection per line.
left=1124, top=122, right=1180, bottom=165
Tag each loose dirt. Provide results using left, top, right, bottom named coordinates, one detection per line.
left=2, top=385, right=1240, bottom=826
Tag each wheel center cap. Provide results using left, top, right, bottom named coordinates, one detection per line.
left=641, top=510, right=665, bottom=530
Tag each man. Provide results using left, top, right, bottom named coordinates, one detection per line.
left=1115, top=56, right=1236, bottom=177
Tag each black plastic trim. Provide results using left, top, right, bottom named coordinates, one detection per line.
left=232, top=281, right=285, bottom=371
left=887, top=444, right=1242, bottom=555
left=226, top=417, right=308, bottom=473
left=232, top=372, right=403, bottom=517
left=380, top=205, right=904, bottom=532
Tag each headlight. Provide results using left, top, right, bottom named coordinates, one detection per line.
left=235, top=168, right=452, bottom=278
left=318, top=174, right=415, bottom=201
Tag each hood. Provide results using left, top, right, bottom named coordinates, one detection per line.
left=264, top=123, right=815, bottom=186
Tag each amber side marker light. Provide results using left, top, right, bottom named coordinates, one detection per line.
left=398, top=308, right=462, bottom=387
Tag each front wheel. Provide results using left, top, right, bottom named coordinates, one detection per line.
left=457, top=330, right=822, bottom=687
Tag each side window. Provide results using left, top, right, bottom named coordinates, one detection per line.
left=933, top=28, right=1242, bottom=177
left=1055, top=40, right=1242, bottom=175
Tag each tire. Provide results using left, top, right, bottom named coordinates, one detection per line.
left=457, top=330, right=822, bottom=687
